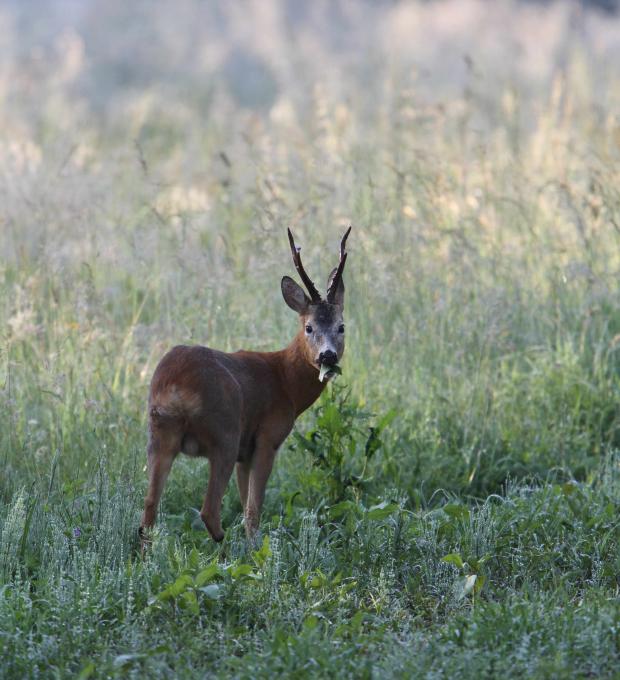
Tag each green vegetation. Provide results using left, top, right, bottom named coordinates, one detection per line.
left=1, top=1, right=620, bottom=677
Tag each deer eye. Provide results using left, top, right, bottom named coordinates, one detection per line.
left=338, top=324, right=345, bottom=334
left=305, top=324, right=313, bottom=334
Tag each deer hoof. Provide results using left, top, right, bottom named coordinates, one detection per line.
left=138, top=526, right=153, bottom=556
left=200, top=513, right=224, bottom=542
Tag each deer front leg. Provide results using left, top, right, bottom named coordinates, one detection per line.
left=201, top=452, right=236, bottom=542
left=245, top=443, right=277, bottom=540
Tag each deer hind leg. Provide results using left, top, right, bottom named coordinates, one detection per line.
left=236, top=461, right=250, bottom=510
left=140, top=429, right=180, bottom=534
left=200, top=446, right=237, bottom=542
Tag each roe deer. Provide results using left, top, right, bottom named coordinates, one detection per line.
left=140, top=227, right=351, bottom=543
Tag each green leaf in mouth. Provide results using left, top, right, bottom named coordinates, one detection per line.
left=319, top=363, right=342, bottom=382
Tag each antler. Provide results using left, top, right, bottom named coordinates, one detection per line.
left=287, top=228, right=322, bottom=302
left=326, top=226, right=351, bottom=303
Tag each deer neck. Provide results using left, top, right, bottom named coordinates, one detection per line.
left=278, top=331, right=326, bottom=417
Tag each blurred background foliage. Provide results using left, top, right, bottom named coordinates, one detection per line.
left=1, top=0, right=620, bottom=500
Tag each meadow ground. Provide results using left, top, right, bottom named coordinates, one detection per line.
left=1, top=1, right=620, bottom=677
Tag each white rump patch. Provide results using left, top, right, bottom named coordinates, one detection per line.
left=164, top=385, right=203, bottom=417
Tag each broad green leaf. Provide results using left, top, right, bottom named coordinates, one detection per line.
left=329, top=500, right=357, bottom=519
left=318, top=402, right=343, bottom=434
left=195, top=564, right=220, bottom=586
left=303, top=615, right=319, bottom=630
left=441, top=553, right=464, bottom=570
left=252, top=535, right=271, bottom=567
left=229, top=563, right=256, bottom=580
left=340, top=580, right=358, bottom=594
left=77, top=662, right=95, bottom=680
left=562, top=481, right=578, bottom=496
left=180, top=589, right=199, bottom=615
left=367, top=502, right=399, bottom=520
left=188, top=547, right=200, bottom=570
left=198, top=584, right=222, bottom=600
left=168, top=574, right=193, bottom=597
left=350, top=610, right=365, bottom=630
left=153, top=587, right=173, bottom=603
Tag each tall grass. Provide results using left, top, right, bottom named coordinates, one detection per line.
left=1, top=1, right=619, bottom=677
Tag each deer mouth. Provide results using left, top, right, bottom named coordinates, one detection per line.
left=318, top=362, right=342, bottom=383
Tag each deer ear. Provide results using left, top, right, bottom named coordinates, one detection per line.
left=281, top=276, right=311, bottom=314
left=326, top=267, right=345, bottom=306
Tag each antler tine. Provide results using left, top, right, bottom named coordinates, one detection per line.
left=326, top=226, right=351, bottom=303
left=339, top=225, right=352, bottom=258
left=287, top=228, right=322, bottom=302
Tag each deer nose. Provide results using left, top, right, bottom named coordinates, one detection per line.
left=319, top=350, right=338, bottom=366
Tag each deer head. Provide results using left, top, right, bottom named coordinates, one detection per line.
left=281, top=227, right=351, bottom=380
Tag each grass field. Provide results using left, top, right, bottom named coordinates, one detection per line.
left=1, top=1, right=620, bottom=677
